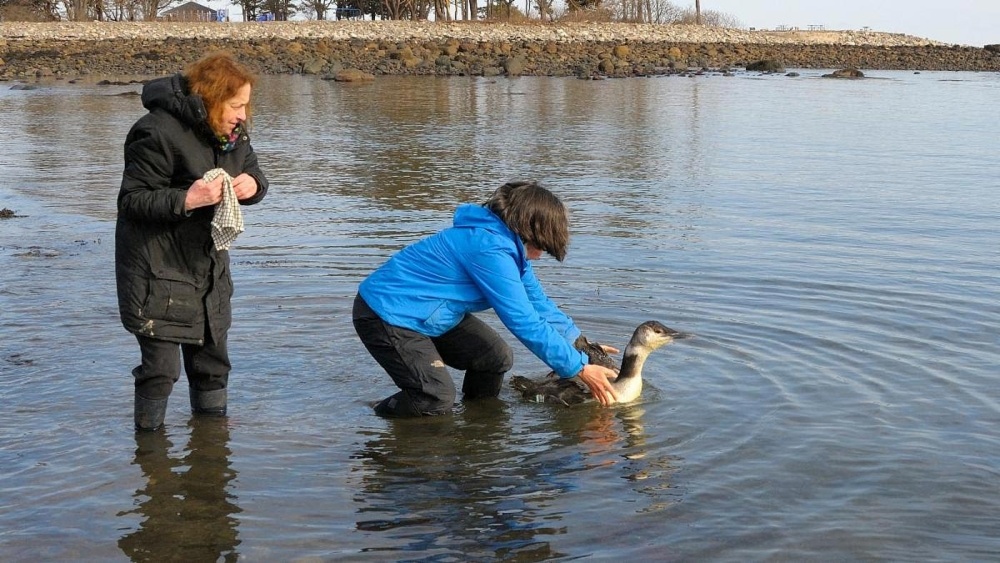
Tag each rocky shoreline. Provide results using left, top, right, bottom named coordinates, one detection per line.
left=2, top=21, right=998, bottom=80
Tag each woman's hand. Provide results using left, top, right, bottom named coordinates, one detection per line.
left=577, top=364, right=620, bottom=406
left=184, top=173, right=258, bottom=211
left=184, top=175, right=223, bottom=211
left=232, top=173, right=259, bottom=200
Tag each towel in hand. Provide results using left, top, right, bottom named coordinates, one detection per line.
left=206, top=168, right=244, bottom=251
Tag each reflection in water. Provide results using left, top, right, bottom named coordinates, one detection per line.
left=253, top=75, right=711, bottom=229
left=524, top=402, right=681, bottom=520
left=1, top=73, right=998, bottom=560
left=352, top=401, right=570, bottom=560
left=612, top=405, right=682, bottom=514
left=546, top=402, right=677, bottom=504
left=351, top=400, right=674, bottom=559
left=0, top=87, right=138, bottom=221
left=118, top=419, right=241, bottom=562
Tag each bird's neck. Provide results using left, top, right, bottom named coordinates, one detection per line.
left=616, top=347, right=648, bottom=381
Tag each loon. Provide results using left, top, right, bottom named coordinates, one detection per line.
left=511, top=320, right=686, bottom=406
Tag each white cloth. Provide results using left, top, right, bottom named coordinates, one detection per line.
left=207, top=168, right=244, bottom=251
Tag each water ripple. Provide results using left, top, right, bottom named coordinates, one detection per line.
left=2, top=72, right=999, bottom=560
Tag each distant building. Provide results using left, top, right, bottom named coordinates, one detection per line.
left=160, top=1, right=225, bottom=21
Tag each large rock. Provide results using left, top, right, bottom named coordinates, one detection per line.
left=822, top=68, right=865, bottom=78
left=746, top=59, right=784, bottom=72
left=332, top=68, right=374, bottom=82
left=503, top=55, right=525, bottom=76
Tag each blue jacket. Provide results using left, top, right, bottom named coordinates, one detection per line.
left=358, top=204, right=587, bottom=378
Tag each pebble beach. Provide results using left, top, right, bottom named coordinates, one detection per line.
left=2, top=21, right=998, bottom=78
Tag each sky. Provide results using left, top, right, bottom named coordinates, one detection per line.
left=204, top=0, right=998, bottom=47
left=704, top=0, right=998, bottom=47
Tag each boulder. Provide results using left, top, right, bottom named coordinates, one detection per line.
left=822, top=68, right=865, bottom=78
left=503, top=56, right=525, bottom=76
left=333, top=68, right=375, bottom=82
left=746, top=59, right=784, bottom=72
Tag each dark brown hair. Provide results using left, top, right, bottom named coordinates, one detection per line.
left=184, top=52, right=256, bottom=136
left=484, top=180, right=570, bottom=261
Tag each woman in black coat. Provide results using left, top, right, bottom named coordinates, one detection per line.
left=116, top=52, right=268, bottom=431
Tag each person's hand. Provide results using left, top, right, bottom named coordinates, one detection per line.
left=184, top=175, right=224, bottom=211
left=599, top=344, right=619, bottom=355
left=577, top=364, right=620, bottom=406
left=232, top=173, right=259, bottom=200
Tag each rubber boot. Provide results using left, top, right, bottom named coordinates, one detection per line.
left=190, top=387, right=227, bottom=416
left=134, top=392, right=168, bottom=431
left=373, top=391, right=441, bottom=417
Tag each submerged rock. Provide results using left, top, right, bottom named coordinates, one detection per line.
left=331, top=68, right=375, bottom=82
left=746, top=59, right=784, bottom=73
left=823, top=68, right=865, bottom=78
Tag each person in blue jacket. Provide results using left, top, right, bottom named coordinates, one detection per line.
left=353, top=180, right=620, bottom=417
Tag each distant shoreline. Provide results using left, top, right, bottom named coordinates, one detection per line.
left=2, top=21, right=998, bottom=78
left=0, top=21, right=957, bottom=45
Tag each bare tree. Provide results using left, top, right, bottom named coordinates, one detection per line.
left=566, top=0, right=601, bottom=12
left=381, top=0, right=409, bottom=18
left=356, top=0, right=382, bottom=18
left=533, top=0, right=552, bottom=20
left=135, top=0, right=171, bottom=20
left=382, top=0, right=429, bottom=19
left=412, top=0, right=429, bottom=18
left=607, top=0, right=674, bottom=22
left=103, top=0, right=139, bottom=20
left=301, top=0, right=332, bottom=18
left=0, top=0, right=60, bottom=20
left=431, top=0, right=447, bottom=20
left=261, top=0, right=295, bottom=20
left=60, top=0, right=88, bottom=20
left=676, top=6, right=739, bottom=26
left=650, top=0, right=682, bottom=23
left=234, top=0, right=261, bottom=21
left=694, top=0, right=699, bottom=24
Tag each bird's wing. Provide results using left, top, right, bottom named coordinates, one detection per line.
left=575, top=335, right=620, bottom=372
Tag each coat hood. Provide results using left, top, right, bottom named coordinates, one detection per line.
left=452, top=203, right=526, bottom=263
left=141, top=74, right=208, bottom=129
left=453, top=203, right=505, bottom=231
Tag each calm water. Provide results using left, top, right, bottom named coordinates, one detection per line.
left=1, top=70, right=998, bottom=561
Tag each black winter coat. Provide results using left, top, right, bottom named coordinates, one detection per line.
left=115, top=74, right=268, bottom=345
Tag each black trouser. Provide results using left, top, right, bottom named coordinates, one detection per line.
left=133, top=333, right=231, bottom=400
left=352, top=293, right=513, bottom=417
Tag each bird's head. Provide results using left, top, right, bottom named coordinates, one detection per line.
left=630, top=320, right=689, bottom=352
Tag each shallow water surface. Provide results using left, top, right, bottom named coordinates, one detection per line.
left=1, top=71, right=998, bottom=561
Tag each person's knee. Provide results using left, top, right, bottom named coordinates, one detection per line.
left=497, top=343, right=514, bottom=373
left=132, top=366, right=178, bottom=400
left=461, top=370, right=505, bottom=399
left=135, top=377, right=174, bottom=400
left=420, top=385, right=457, bottom=413
left=477, top=340, right=513, bottom=374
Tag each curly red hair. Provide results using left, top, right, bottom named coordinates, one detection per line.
left=184, top=52, right=256, bottom=136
